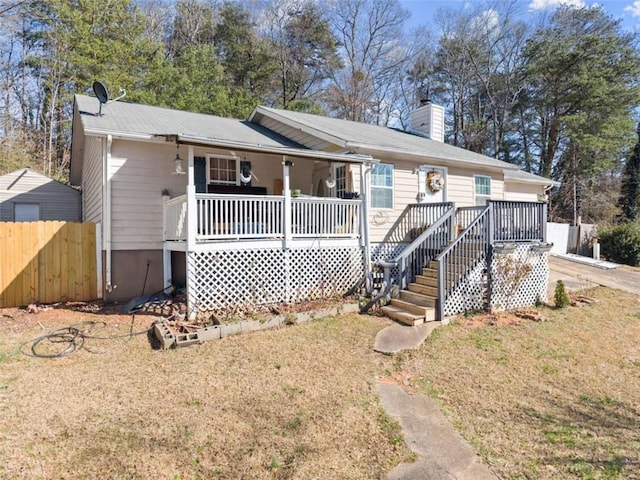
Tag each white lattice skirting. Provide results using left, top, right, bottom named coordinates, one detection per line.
left=187, top=246, right=365, bottom=312
left=444, top=259, right=487, bottom=316
left=444, top=244, right=549, bottom=316
left=490, top=244, right=549, bottom=311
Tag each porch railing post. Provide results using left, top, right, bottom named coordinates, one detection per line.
left=282, top=158, right=292, bottom=248
left=541, top=201, right=548, bottom=243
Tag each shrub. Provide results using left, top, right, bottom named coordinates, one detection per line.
left=598, top=222, right=640, bottom=267
left=554, top=280, right=570, bottom=309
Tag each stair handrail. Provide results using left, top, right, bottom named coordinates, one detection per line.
left=435, top=205, right=491, bottom=322
left=389, top=203, right=456, bottom=290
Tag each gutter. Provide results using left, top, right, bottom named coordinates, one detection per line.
left=344, top=142, right=521, bottom=172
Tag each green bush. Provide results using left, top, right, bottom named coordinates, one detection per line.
left=598, top=222, right=640, bottom=267
left=554, top=280, right=570, bottom=309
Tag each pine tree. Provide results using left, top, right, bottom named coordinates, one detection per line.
left=618, top=123, right=640, bottom=222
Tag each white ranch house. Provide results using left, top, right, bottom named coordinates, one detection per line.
left=70, top=95, right=558, bottom=323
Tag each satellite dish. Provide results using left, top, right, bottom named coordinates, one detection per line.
left=91, top=81, right=126, bottom=116
left=93, top=81, right=109, bottom=104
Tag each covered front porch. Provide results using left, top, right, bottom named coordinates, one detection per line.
left=160, top=142, right=374, bottom=314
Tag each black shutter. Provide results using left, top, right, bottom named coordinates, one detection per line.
left=194, top=156, right=206, bottom=193
left=240, top=160, right=252, bottom=187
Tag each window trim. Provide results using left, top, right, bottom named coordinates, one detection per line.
left=206, top=154, right=240, bottom=186
left=334, top=164, right=347, bottom=198
left=370, top=162, right=394, bottom=210
left=474, top=174, right=492, bottom=205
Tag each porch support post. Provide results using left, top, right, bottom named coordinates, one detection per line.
left=282, top=157, right=292, bottom=249
left=360, top=162, right=372, bottom=275
left=162, top=193, right=172, bottom=290
left=186, top=146, right=197, bottom=251
left=186, top=145, right=197, bottom=318
left=163, top=247, right=172, bottom=290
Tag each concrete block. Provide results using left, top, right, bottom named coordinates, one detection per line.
left=154, top=322, right=176, bottom=349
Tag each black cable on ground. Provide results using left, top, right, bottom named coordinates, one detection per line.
left=20, top=317, right=154, bottom=359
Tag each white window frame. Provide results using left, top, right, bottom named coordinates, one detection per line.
left=334, top=164, right=347, bottom=198
left=474, top=174, right=492, bottom=206
left=370, top=162, right=394, bottom=210
left=206, top=154, right=240, bottom=186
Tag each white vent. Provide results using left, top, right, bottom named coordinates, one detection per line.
left=410, top=102, right=445, bottom=142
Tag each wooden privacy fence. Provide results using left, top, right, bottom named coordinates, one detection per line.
left=0, top=222, right=99, bottom=308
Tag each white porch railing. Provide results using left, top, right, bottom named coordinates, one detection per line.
left=164, top=193, right=361, bottom=242
left=164, top=194, right=188, bottom=241
left=292, top=197, right=360, bottom=238
left=196, top=194, right=285, bottom=240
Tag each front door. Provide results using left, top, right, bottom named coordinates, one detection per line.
left=416, top=166, right=446, bottom=203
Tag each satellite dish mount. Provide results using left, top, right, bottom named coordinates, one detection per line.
left=92, top=81, right=126, bottom=116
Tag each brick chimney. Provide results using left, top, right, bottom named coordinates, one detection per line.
left=410, top=101, right=445, bottom=142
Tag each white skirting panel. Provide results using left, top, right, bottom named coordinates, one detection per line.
left=186, top=245, right=365, bottom=312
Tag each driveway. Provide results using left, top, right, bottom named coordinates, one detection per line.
left=549, top=255, right=640, bottom=296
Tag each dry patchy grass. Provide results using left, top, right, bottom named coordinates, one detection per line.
left=404, top=287, right=640, bottom=480
left=0, top=307, right=411, bottom=479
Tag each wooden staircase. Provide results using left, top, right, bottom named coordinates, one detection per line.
left=381, top=261, right=439, bottom=326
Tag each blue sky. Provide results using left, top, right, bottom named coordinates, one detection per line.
left=399, top=0, right=640, bottom=31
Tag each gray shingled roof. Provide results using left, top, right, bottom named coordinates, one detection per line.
left=74, top=94, right=304, bottom=149
left=504, top=169, right=561, bottom=186
left=251, top=106, right=522, bottom=171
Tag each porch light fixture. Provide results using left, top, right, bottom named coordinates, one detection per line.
left=173, top=153, right=185, bottom=175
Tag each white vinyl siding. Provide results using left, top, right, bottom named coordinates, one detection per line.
left=504, top=182, right=545, bottom=202
left=370, top=163, right=393, bottom=209
left=109, top=141, right=189, bottom=251
left=82, top=136, right=104, bottom=223
left=365, top=162, right=507, bottom=243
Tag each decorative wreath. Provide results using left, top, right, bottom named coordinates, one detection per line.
left=427, top=171, right=445, bottom=192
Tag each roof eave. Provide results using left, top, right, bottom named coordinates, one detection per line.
left=345, top=142, right=520, bottom=172
left=175, top=134, right=374, bottom=164
left=251, top=106, right=350, bottom=150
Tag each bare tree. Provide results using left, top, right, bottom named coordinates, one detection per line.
left=325, top=0, right=410, bottom=124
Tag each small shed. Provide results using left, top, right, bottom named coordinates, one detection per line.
left=0, top=168, right=81, bottom=222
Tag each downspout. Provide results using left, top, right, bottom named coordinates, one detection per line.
left=103, top=134, right=113, bottom=292
left=360, top=161, right=372, bottom=281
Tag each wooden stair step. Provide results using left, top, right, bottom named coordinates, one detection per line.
left=400, top=290, right=436, bottom=308
left=380, top=305, right=425, bottom=326
left=415, top=274, right=437, bottom=287
left=408, top=282, right=438, bottom=297
left=390, top=299, right=435, bottom=320
left=422, top=267, right=437, bottom=279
